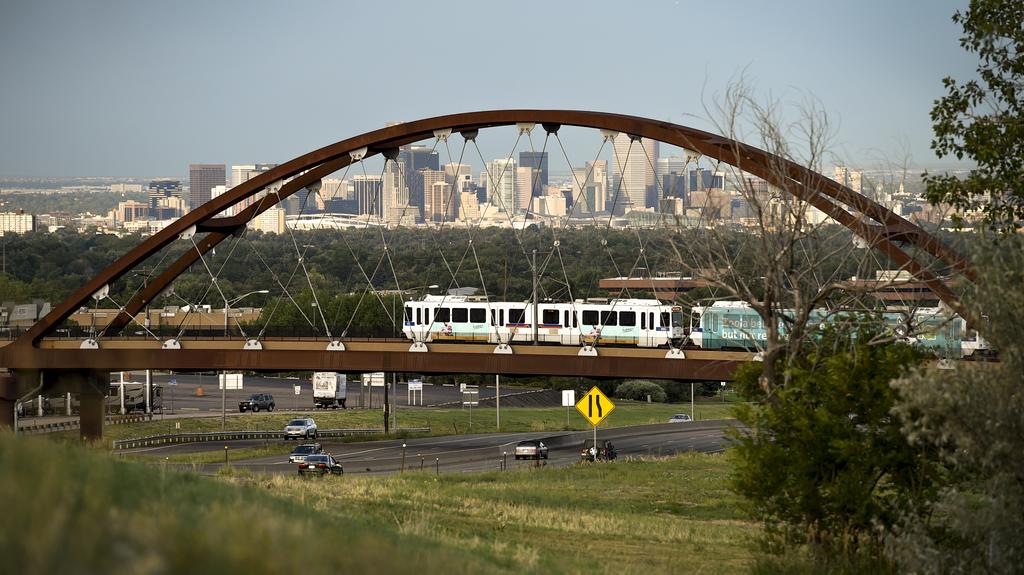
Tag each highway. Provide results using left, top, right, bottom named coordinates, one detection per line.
left=125, top=420, right=735, bottom=476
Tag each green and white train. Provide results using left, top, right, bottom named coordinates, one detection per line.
left=689, top=300, right=988, bottom=358
left=403, top=295, right=687, bottom=347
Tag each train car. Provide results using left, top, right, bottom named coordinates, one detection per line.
left=690, top=299, right=975, bottom=357
left=402, top=295, right=686, bottom=348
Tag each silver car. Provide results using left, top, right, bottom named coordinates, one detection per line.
left=514, top=440, right=549, bottom=460
left=668, top=413, right=693, bottom=423
left=284, top=417, right=317, bottom=440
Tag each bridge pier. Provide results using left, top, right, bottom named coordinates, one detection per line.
left=78, top=384, right=105, bottom=442
left=0, top=373, right=16, bottom=430
left=39, top=370, right=109, bottom=442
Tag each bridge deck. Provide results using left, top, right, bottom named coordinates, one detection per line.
left=1, top=339, right=752, bottom=381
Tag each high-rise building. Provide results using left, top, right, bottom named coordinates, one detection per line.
left=515, top=167, right=537, bottom=214
left=832, top=166, right=863, bottom=194
left=116, top=200, right=149, bottom=225
left=569, top=160, right=608, bottom=215
left=249, top=206, right=286, bottom=234
left=485, top=158, right=516, bottom=213
left=231, top=164, right=278, bottom=216
left=398, top=146, right=439, bottom=218
left=689, top=169, right=724, bottom=193
left=519, top=151, right=548, bottom=190
left=0, top=210, right=35, bottom=235
left=188, top=164, right=226, bottom=211
left=421, top=169, right=446, bottom=222
left=352, top=175, right=383, bottom=218
left=611, top=134, right=657, bottom=213
left=147, top=179, right=184, bottom=219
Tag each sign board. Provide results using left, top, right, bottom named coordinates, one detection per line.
left=408, top=380, right=423, bottom=392
left=218, top=373, right=243, bottom=390
left=294, top=385, right=301, bottom=396
left=575, top=386, right=615, bottom=426
left=462, top=385, right=479, bottom=406
left=561, top=389, right=576, bottom=407
left=363, top=372, right=386, bottom=387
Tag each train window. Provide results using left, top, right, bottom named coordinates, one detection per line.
left=572, top=311, right=578, bottom=328
left=452, top=308, right=468, bottom=323
left=601, top=311, right=618, bottom=326
left=416, top=308, right=422, bottom=325
left=404, top=307, right=413, bottom=322
left=649, top=312, right=655, bottom=329
left=499, top=309, right=504, bottom=326
left=661, top=312, right=670, bottom=328
left=672, top=310, right=683, bottom=328
left=582, top=310, right=599, bottom=325
left=508, top=308, right=526, bottom=325
left=542, top=309, right=560, bottom=325
left=490, top=309, right=497, bottom=326
left=641, top=313, right=646, bottom=330
left=619, top=311, right=636, bottom=326
left=564, top=310, right=570, bottom=328
left=470, top=308, right=486, bottom=324
left=435, top=308, right=450, bottom=323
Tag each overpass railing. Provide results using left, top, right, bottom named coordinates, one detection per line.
left=111, top=426, right=431, bottom=450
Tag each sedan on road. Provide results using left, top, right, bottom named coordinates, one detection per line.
left=668, top=413, right=693, bottom=423
left=514, top=440, right=549, bottom=460
left=284, top=418, right=317, bottom=440
left=288, top=443, right=323, bottom=464
left=298, top=454, right=344, bottom=476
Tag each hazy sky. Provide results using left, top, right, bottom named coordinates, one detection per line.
left=0, top=1, right=976, bottom=178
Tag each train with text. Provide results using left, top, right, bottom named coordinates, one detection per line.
left=403, top=295, right=986, bottom=358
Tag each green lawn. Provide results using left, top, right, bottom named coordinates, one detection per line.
left=62, top=401, right=738, bottom=445
left=1, top=433, right=757, bottom=574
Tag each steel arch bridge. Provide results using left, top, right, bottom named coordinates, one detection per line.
left=0, top=110, right=974, bottom=436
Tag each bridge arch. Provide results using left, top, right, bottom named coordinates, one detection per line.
left=15, top=110, right=974, bottom=348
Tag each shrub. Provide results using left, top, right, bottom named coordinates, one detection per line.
left=615, top=380, right=666, bottom=402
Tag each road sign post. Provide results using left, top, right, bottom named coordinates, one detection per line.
left=561, top=389, right=576, bottom=428
left=575, top=386, right=615, bottom=460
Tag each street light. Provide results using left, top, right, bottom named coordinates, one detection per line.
left=224, top=290, right=269, bottom=337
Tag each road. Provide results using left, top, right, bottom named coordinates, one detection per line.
left=126, top=421, right=734, bottom=476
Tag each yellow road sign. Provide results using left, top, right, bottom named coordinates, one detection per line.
left=575, top=386, right=615, bottom=426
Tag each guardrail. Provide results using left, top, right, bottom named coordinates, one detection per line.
left=111, top=426, right=431, bottom=450
left=18, top=414, right=152, bottom=435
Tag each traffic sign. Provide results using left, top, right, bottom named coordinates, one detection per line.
left=575, top=386, right=615, bottom=426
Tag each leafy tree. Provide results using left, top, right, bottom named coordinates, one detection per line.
left=885, top=241, right=1024, bottom=573
left=731, top=321, right=934, bottom=556
left=614, top=380, right=667, bottom=402
left=924, top=0, right=1024, bottom=230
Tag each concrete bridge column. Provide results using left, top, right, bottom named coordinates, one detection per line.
left=0, top=373, right=15, bottom=430
left=79, top=384, right=105, bottom=442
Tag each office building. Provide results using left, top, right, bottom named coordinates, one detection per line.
left=116, top=200, right=149, bottom=225
left=515, top=167, right=537, bottom=214
left=147, top=179, right=184, bottom=219
left=352, top=175, right=384, bottom=218
left=398, top=146, right=439, bottom=218
left=486, top=158, right=516, bottom=213
left=612, top=134, right=657, bottom=213
left=519, top=151, right=548, bottom=189
left=231, top=164, right=278, bottom=216
left=189, top=164, right=226, bottom=211
left=0, top=210, right=35, bottom=235
left=832, top=166, right=863, bottom=194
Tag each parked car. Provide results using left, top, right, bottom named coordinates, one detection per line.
left=667, top=413, right=693, bottom=423
left=514, top=440, right=549, bottom=460
left=284, top=417, right=317, bottom=440
left=288, top=443, right=323, bottom=463
left=580, top=439, right=617, bottom=462
left=298, top=454, right=344, bottom=476
left=239, top=393, right=275, bottom=413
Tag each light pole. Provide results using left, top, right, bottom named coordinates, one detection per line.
left=224, top=290, right=269, bottom=337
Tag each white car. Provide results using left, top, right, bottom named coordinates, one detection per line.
left=284, top=417, right=318, bottom=440
left=668, top=413, right=693, bottom=423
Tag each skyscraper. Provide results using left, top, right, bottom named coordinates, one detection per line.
left=832, top=166, right=863, bottom=194
left=231, top=164, right=279, bottom=216
left=611, top=134, right=657, bottom=214
left=147, top=179, right=184, bottom=219
left=519, top=151, right=548, bottom=190
left=188, top=164, right=225, bottom=211
left=398, top=145, right=440, bottom=219
left=486, top=158, right=517, bottom=213
left=352, top=175, right=383, bottom=218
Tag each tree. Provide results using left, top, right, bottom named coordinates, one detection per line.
left=731, top=321, right=934, bottom=555
left=924, top=0, right=1024, bottom=230
left=885, top=241, right=1024, bottom=573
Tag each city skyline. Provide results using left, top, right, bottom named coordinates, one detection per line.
left=1, top=1, right=976, bottom=177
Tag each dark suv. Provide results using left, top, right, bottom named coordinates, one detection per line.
left=238, top=393, right=275, bottom=413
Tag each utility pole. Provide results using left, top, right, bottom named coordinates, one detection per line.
left=383, top=372, right=390, bottom=435
left=532, top=249, right=538, bottom=345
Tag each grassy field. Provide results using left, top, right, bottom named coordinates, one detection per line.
left=64, top=401, right=738, bottom=445
left=2, top=433, right=758, bottom=574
